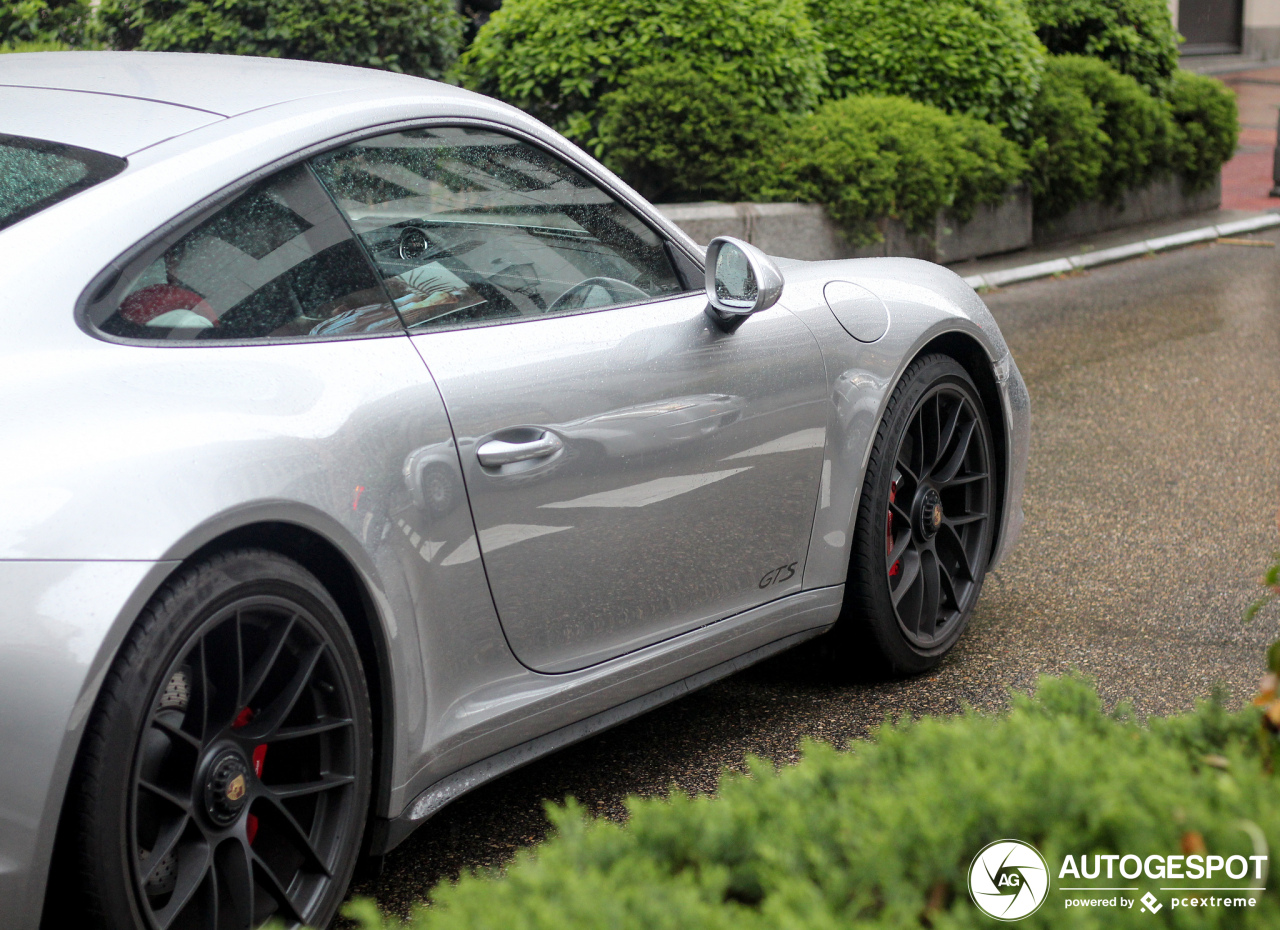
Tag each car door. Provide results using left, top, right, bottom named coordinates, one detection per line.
left=311, top=125, right=829, bottom=673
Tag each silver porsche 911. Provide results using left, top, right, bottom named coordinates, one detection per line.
left=0, top=52, right=1029, bottom=930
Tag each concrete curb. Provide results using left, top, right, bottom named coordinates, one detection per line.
left=962, top=213, right=1280, bottom=290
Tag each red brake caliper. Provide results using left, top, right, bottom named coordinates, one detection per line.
left=887, top=478, right=901, bottom=577
left=232, top=707, right=268, bottom=844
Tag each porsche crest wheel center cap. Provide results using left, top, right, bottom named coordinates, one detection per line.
left=915, top=487, right=944, bottom=540
left=203, top=750, right=251, bottom=826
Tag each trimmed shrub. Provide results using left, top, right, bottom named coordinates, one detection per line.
left=345, top=675, right=1279, bottom=929
left=1, top=0, right=91, bottom=47
left=596, top=61, right=786, bottom=203
left=1023, top=61, right=1109, bottom=218
left=1026, top=0, right=1181, bottom=94
left=1167, top=70, right=1240, bottom=192
left=452, top=0, right=826, bottom=145
left=1026, top=55, right=1173, bottom=218
left=754, top=96, right=1027, bottom=245
left=96, top=0, right=464, bottom=78
left=1055, top=55, right=1173, bottom=198
left=809, top=0, right=1046, bottom=134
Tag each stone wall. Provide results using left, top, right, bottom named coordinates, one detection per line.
left=1031, top=176, right=1222, bottom=246
left=656, top=186, right=1033, bottom=264
left=656, top=176, right=1222, bottom=264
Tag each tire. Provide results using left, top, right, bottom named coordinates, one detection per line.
left=75, top=549, right=373, bottom=930
left=839, top=354, right=997, bottom=675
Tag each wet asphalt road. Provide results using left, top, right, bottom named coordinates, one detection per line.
left=350, top=232, right=1280, bottom=917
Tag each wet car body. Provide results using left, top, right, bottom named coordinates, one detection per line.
left=0, top=53, right=1028, bottom=928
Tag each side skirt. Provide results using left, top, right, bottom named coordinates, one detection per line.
left=370, top=621, right=834, bottom=855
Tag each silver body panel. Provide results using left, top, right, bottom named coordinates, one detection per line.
left=415, top=293, right=827, bottom=673
left=0, top=53, right=1028, bottom=928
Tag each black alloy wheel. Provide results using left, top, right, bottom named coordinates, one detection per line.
left=841, top=355, right=996, bottom=673
left=76, top=550, right=372, bottom=930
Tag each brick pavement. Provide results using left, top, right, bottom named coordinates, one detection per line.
left=1220, top=66, right=1280, bottom=210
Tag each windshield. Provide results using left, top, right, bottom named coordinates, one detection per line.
left=0, top=134, right=126, bottom=232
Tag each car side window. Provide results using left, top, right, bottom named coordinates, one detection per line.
left=87, top=163, right=400, bottom=341
left=308, top=126, right=686, bottom=332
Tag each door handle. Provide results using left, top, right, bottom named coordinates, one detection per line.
left=476, top=431, right=563, bottom=467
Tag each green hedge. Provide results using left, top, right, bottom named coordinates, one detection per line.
left=452, top=0, right=826, bottom=146
left=1026, top=0, right=1181, bottom=94
left=596, top=61, right=785, bottom=203
left=1027, top=57, right=1239, bottom=219
left=1024, top=58, right=1111, bottom=219
left=346, top=675, right=1279, bottom=929
left=1167, top=70, right=1241, bottom=192
left=96, top=0, right=463, bottom=78
left=809, top=0, right=1046, bottom=134
left=0, top=39, right=73, bottom=52
left=752, top=96, right=1027, bottom=245
left=1027, top=55, right=1171, bottom=217
left=1, top=0, right=90, bottom=47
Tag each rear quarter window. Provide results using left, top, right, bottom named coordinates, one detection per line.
left=0, top=133, right=125, bottom=232
left=84, top=163, right=401, bottom=342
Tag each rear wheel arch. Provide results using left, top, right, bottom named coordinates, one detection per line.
left=41, top=521, right=396, bottom=929
left=180, top=522, right=396, bottom=846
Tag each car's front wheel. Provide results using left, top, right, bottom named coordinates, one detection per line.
left=75, top=549, right=372, bottom=930
left=840, top=354, right=996, bottom=674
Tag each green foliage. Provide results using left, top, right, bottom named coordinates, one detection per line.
left=452, top=0, right=826, bottom=145
left=1023, top=58, right=1109, bottom=217
left=1056, top=55, right=1172, bottom=198
left=1246, top=552, right=1280, bottom=624
left=346, top=675, right=1279, bottom=930
left=596, top=61, right=787, bottom=203
left=1, top=0, right=91, bottom=47
left=1026, top=0, right=1181, bottom=94
left=1026, top=55, right=1174, bottom=218
left=95, top=0, right=463, bottom=78
left=753, top=96, right=1026, bottom=245
left=808, top=0, right=1046, bottom=134
left=0, top=39, right=73, bottom=52
left=1167, top=70, right=1240, bottom=192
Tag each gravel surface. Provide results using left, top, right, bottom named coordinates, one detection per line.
left=348, top=233, right=1280, bottom=919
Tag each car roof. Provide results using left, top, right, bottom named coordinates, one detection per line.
left=1, top=85, right=222, bottom=156
left=0, top=51, right=450, bottom=154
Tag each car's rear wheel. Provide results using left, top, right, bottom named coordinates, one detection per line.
left=76, top=550, right=372, bottom=930
left=840, top=354, right=996, bottom=674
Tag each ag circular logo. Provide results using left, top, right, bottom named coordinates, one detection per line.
left=968, top=839, right=1050, bottom=920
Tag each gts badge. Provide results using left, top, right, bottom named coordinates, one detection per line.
left=759, top=562, right=798, bottom=590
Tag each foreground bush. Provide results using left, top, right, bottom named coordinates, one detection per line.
left=453, top=0, right=825, bottom=145
left=96, top=0, right=463, bottom=78
left=347, top=676, right=1278, bottom=929
left=1026, top=0, right=1181, bottom=94
left=755, top=96, right=1026, bottom=245
left=809, top=0, right=1046, bottom=134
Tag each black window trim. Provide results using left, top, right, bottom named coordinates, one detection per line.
left=77, top=116, right=706, bottom=348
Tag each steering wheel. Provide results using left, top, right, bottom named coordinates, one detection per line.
left=546, top=276, right=649, bottom=314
